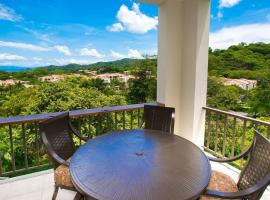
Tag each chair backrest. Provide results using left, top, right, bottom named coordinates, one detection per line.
left=39, top=112, right=76, bottom=169
left=237, top=130, right=270, bottom=199
left=143, top=105, right=175, bottom=133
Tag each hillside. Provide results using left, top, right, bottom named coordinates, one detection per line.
left=43, top=58, right=144, bottom=71
left=1, top=43, right=270, bottom=82
left=209, top=43, right=270, bottom=80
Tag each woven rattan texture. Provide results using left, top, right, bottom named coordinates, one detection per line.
left=39, top=112, right=76, bottom=168
left=237, top=132, right=270, bottom=199
left=144, top=105, right=175, bottom=133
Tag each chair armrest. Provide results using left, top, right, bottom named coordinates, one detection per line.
left=41, top=132, right=69, bottom=167
left=69, top=121, right=88, bottom=142
left=50, top=150, right=70, bottom=167
left=208, top=146, right=251, bottom=163
left=204, top=173, right=270, bottom=199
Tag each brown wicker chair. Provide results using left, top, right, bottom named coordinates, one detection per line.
left=202, top=130, right=270, bottom=200
left=39, top=112, right=87, bottom=200
left=141, top=105, right=175, bottom=134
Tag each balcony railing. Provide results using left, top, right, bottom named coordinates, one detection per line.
left=1, top=104, right=270, bottom=177
left=203, top=107, right=270, bottom=168
left=0, top=102, right=160, bottom=177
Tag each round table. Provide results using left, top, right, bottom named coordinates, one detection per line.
left=70, top=129, right=211, bottom=200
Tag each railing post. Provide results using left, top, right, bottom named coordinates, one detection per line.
left=0, top=142, right=3, bottom=175
left=114, top=112, right=118, bottom=130
left=34, top=123, right=40, bottom=166
left=9, top=125, right=16, bottom=172
left=231, top=117, right=237, bottom=158
left=137, top=110, right=141, bottom=128
left=206, top=111, right=211, bottom=149
left=240, top=120, right=247, bottom=167
left=130, top=111, right=133, bottom=130
left=222, top=115, right=228, bottom=157
left=22, top=123, right=28, bottom=170
left=122, top=112, right=126, bottom=130
left=214, top=112, right=219, bottom=155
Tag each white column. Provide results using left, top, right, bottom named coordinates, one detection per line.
left=157, top=0, right=210, bottom=146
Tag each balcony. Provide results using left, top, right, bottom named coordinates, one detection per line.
left=0, top=103, right=269, bottom=199
left=0, top=0, right=269, bottom=199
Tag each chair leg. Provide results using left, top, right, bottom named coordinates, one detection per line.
left=74, top=192, right=83, bottom=200
left=52, top=185, right=59, bottom=200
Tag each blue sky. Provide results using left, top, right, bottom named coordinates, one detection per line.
left=0, top=0, right=269, bottom=67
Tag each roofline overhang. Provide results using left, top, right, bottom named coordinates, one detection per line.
left=138, top=0, right=184, bottom=6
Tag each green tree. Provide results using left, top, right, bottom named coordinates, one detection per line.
left=127, top=59, right=157, bottom=103
left=207, top=77, right=246, bottom=111
left=248, top=80, right=270, bottom=116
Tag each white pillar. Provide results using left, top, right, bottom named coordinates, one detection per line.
left=154, top=0, right=210, bottom=146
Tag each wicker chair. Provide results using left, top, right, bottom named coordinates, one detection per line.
left=141, top=105, right=175, bottom=134
left=39, top=112, right=87, bottom=200
left=202, top=130, right=270, bottom=200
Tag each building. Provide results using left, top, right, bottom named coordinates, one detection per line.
left=38, top=74, right=89, bottom=82
left=94, top=73, right=135, bottom=83
left=0, top=79, right=26, bottom=86
left=38, top=75, right=65, bottom=82
left=221, top=78, right=257, bottom=90
left=79, top=70, right=97, bottom=75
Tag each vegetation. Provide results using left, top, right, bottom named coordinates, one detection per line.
left=43, top=58, right=143, bottom=71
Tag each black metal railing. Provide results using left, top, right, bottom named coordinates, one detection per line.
left=0, top=102, right=160, bottom=177
left=203, top=107, right=270, bottom=167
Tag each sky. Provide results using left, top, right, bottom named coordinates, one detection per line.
left=0, top=0, right=269, bottom=67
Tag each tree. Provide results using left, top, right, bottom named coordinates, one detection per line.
left=0, top=78, right=126, bottom=117
left=0, top=71, right=10, bottom=80
left=207, top=77, right=246, bottom=111
left=248, top=80, right=270, bottom=117
left=127, top=59, right=157, bottom=103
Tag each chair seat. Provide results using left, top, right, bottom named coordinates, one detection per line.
left=54, top=160, right=73, bottom=188
left=201, top=170, right=239, bottom=200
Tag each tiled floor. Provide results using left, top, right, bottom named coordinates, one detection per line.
left=0, top=163, right=269, bottom=200
left=0, top=170, right=76, bottom=200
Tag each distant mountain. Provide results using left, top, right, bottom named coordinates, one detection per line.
left=0, top=58, right=150, bottom=73
left=43, top=58, right=144, bottom=71
left=0, top=66, right=32, bottom=72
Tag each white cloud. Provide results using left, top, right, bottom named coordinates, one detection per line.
left=108, top=3, right=158, bottom=34
left=0, top=41, right=72, bottom=56
left=219, top=0, right=241, bottom=8
left=19, top=26, right=52, bottom=43
left=0, top=53, right=25, bottom=60
left=0, top=41, right=49, bottom=51
left=111, top=51, right=126, bottom=59
left=210, top=22, right=270, bottom=49
left=127, top=49, right=143, bottom=59
left=32, top=57, right=43, bottom=61
left=107, top=23, right=124, bottom=32
left=80, top=48, right=104, bottom=58
left=110, top=49, right=144, bottom=59
left=216, top=0, right=241, bottom=20
left=217, top=11, right=223, bottom=20
left=54, top=45, right=72, bottom=56
left=0, top=3, right=22, bottom=22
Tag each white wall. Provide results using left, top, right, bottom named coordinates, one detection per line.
left=156, top=0, right=210, bottom=146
